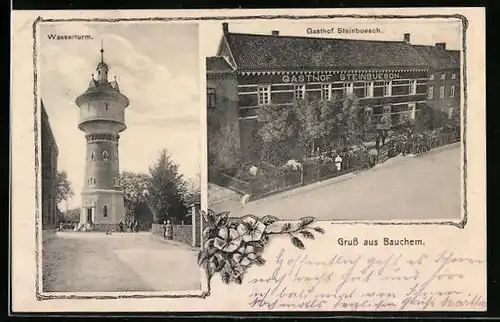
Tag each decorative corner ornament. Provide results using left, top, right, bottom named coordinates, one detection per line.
left=197, top=209, right=325, bottom=296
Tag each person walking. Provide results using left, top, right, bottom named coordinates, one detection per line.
left=369, top=148, right=378, bottom=167
left=162, top=221, right=167, bottom=239
left=129, top=220, right=134, bottom=233
left=375, top=134, right=380, bottom=151
left=134, top=220, right=139, bottom=233
left=334, top=154, right=343, bottom=172
left=118, top=220, right=124, bottom=233
left=166, top=220, right=173, bottom=240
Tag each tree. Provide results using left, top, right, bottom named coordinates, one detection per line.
left=147, top=149, right=189, bottom=224
left=379, top=114, right=392, bottom=131
left=256, top=103, right=300, bottom=164
left=341, top=94, right=362, bottom=145
left=55, top=170, right=74, bottom=209
left=59, top=207, right=80, bottom=223
left=119, top=171, right=150, bottom=223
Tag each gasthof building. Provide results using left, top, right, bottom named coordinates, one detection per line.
left=207, top=23, right=461, bottom=169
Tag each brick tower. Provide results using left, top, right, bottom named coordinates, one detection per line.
left=75, top=42, right=129, bottom=231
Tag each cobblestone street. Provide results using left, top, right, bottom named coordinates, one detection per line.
left=42, top=232, right=201, bottom=292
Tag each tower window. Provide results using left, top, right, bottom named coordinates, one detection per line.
left=102, top=151, right=109, bottom=161
left=103, top=205, right=108, bottom=218
left=88, top=177, right=96, bottom=187
left=105, top=103, right=109, bottom=110
left=114, top=177, right=120, bottom=187
left=90, top=152, right=95, bottom=160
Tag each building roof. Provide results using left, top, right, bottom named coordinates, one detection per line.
left=223, top=33, right=430, bottom=71
left=412, top=45, right=460, bottom=69
left=206, top=56, right=234, bottom=72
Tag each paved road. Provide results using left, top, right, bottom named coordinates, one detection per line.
left=210, top=145, right=462, bottom=221
left=42, top=232, right=201, bottom=292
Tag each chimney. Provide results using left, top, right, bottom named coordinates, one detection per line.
left=272, top=30, right=280, bottom=36
left=404, top=33, right=410, bottom=43
left=435, top=42, right=446, bottom=50
left=222, top=22, right=229, bottom=35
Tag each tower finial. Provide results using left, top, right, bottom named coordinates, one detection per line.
left=100, top=38, right=104, bottom=63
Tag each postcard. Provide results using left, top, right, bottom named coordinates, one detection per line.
left=10, top=8, right=485, bottom=312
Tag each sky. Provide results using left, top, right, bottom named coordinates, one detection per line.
left=39, top=22, right=201, bottom=209
left=199, top=18, right=462, bottom=57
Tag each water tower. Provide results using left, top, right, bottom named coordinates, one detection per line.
left=75, top=42, right=129, bottom=231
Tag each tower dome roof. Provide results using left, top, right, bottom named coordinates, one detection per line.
left=96, top=61, right=109, bottom=71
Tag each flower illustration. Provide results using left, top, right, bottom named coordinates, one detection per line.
left=214, top=227, right=242, bottom=253
left=237, top=215, right=266, bottom=242
left=232, top=245, right=257, bottom=267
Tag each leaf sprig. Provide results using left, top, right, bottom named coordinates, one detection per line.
left=197, top=210, right=325, bottom=295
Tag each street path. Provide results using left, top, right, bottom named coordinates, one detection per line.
left=210, top=145, right=462, bottom=221
left=42, top=232, right=201, bottom=292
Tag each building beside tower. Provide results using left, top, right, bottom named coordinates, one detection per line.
left=207, top=22, right=461, bottom=168
left=75, top=44, right=129, bottom=231
left=41, top=100, right=59, bottom=230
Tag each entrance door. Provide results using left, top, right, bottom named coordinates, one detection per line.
left=87, top=208, right=92, bottom=223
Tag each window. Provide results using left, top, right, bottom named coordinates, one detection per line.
left=429, top=74, right=435, bottom=80
left=410, top=80, right=417, bottom=95
left=90, top=152, right=95, bottom=160
left=257, top=85, right=271, bottom=105
left=450, top=85, right=456, bottom=98
left=103, top=205, right=108, bottom=218
left=321, top=83, right=332, bottom=100
left=440, top=85, right=445, bottom=99
left=294, top=84, right=306, bottom=99
left=207, top=88, right=216, bottom=109
left=383, top=81, right=392, bottom=97
left=364, top=82, right=374, bottom=98
left=88, top=177, right=96, bottom=187
left=105, top=103, right=109, bottom=111
left=440, top=73, right=446, bottom=80
left=428, top=86, right=434, bottom=99
left=343, top=82, right=354, bottom=95
left=114, top=177, right=120, bottom=187
left=451, top=73, right=457, bottom=80
left=102, top=151, right=109, bottom=161
left=448, top=107, right=454, bottom=119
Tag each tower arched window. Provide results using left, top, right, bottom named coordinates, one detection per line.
left=90, top=152, right=95, bottom=160
left=105, top=103, right=109, bottom=111
left=88, top=177, right=96, bottom=187
left=102, top=151, right=109, bottom=161
left=103, top=205, right=108, bottom=218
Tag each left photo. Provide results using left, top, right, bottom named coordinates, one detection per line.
left=37, top=21, right=204, bottom=294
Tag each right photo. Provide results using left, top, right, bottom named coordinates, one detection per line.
left=206, top=19, right=463, bottom=222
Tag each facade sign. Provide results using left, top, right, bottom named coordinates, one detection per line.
left=282, top=72, right=403, bottom=84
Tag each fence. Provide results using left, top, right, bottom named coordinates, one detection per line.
left=150, top=206, right=203, bottom=248
left=210, top=132, right=460, bottom=202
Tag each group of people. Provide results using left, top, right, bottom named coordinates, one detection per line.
left=117, top=219, right=140, bottom=233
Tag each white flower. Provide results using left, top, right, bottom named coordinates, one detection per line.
left=214, top=227, right=242, bottom=253
left=237, top=215, right=266, bottom=242
left=232, top=245, right=257, bottom=267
